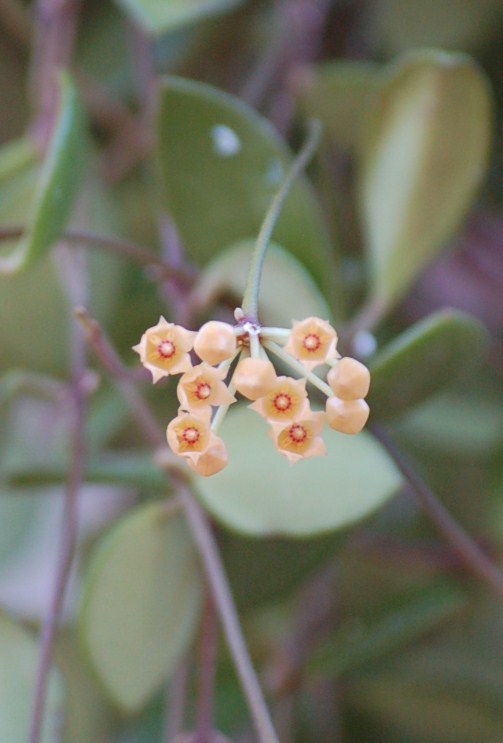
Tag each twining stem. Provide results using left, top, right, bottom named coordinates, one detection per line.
left=163, top=659, right=189, bottom=743
left=0, top=226, right=194, bottom=288
left=371, top=424, right=503, bottom=603
left=28, top=249, right=86, bottom=743
left=179, top=485, right=280, bottom=743
left=78, top=310, right=280, bottom=743
left=241, top=119, right=322, bottom=321
left=194, top=594, right=218, bottom=743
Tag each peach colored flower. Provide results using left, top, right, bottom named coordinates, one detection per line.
left=186, top=435, right=228, bottom=477
left=284, top=317, right=338, bottom=370
left=232, top=357, right=277, bottom=400
left=326, top=397, right=369, bottom=435
left=249, top=376, right=309, bottom=422
left=270, top=412, right=326, bottom=463
left=177, top=363, right=236, bottom=412
left=166, top=413, right=211, bottom=463
left=133, top=316, right=196, bottom=383
left=327, top=357, right=370, bottom=400
left=194, top=321, right=237, bottom=365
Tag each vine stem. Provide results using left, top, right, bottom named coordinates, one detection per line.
left=28, top=248, right=86, bottom=743
left=77, top=310, right=280, bottom=743
left=241, top=119, right=322, bottom=321
left=194, top=594, right=218, bottom=743
left=0, top=226, right=194, bottom=288
left=371, top=424, right=503, bottom=602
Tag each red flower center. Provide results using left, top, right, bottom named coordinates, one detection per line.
left=158, top=339, right=176, bottom=359
left=273, top=393, right=292, bottom=412
left=303, top=333, right=321, bottom=352
left=183, top=427, right=200, bottom=445
left=195, top=382, right=211, bottom=400
left=289, top=424, right=307, bottom=443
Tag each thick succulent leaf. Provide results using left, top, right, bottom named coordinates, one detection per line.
left=0, top=612, right=63, bottom=742
left=371, top=0, right=503, bottom=55
left=113, top=0, right=242, bottom=34
left=0, top=136, right=38, bottom=186
left=221, top=530, right=343, bottom=610
left=195, top=407, right=402, bottom=537
left=0, top=169, right=123, bottom=373
left=310, top=583, right=465, bottom=677
left=295, top=61, right=381, bottom=151
left=368, top=310, right=489, bottom=422
left=0, top=74, right=86, bottom=275
left=79, top=503, right=202, bottom=713
left=359, top=50, right=492, bottom=309
left=194, top=240, right=330, bottom=325
left=156, top=77, right=333, bottom=294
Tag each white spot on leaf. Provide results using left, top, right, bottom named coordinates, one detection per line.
left=211, top=125, right=241, bottom=157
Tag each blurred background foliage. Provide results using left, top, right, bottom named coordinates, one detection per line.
left=1, top=0, right=503, bottom=742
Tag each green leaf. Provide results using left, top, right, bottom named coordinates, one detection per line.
left=0, top=74, right=86, bottom=275
left=0, top=136, right=38, bottom=187
left=221, top=530, right=343, bottom=610
left=194, top=240, right=331, bottom=325
left=6, top=452, right=167, bottom=492
left=113, top=0, right=243, bottom=34
left=359, top=50, right=492, bottom=310
left=156, top=77, right=333, bottom=295
left=295, top=61, right=381, bottom=151
left=309, top=583, right=466, bottom=678
left=371, top=0, right=503, bottom=55
left=368, top=310, right=489, bottom=422
left=0, top=611, right=63, bottom=742
left=79, top=503, right=202, bottom=713
left=195, top=407, right=402, bottom=537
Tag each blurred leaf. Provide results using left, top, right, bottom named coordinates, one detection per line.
left=395, top=382, right=503, bottom=459
left=0, top=611, right=63, bottom=742
left=368, top=310, right=489, bottom=422
left=113, top=0, right=243, bottom=34
left=156, top=76, right=334, bottom=295
left=56, top=632, right=114, bottom=743
left=195, top=407, right=402, bottom=537
left=0, top=171, right=124, bottom=374
left=0, top=74, right=86, bottom=275
left=295, top=61, right=381, bottom=151
left=0, top=137, right=38, bottom=186
left=79, top=503, right=202, bottom=713
left=310, top=583, right=466, bottom=678
left=6, top=452, right=167, bottom=492
left=371, top=0, right=503, bottom=55
left=194, top=240, right=330, bottom=324
left=350, top=674, right=503, bottom=743
left=0, top=491, right=39, bottom=567
left=221, top=530, right=343, bottom=610
left=359, top=50, right=492, bottom=309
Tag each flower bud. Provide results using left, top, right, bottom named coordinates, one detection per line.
left=232, top=357, right=277, bottom=400
left=326, top=397, right=369, bottom=434
left=194, top=321, right=237, bottom=365
left=327, top=357, right=370, bottom=400
left=187, top=436, right=228, bottom=477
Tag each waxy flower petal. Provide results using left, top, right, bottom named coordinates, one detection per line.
left=326, top=397, right=370, bottom=434
left=249, top=376, right=309, bottom=422
left=232, top=357, right=277, bottom=400
left=270, top=412, right=327, bottom=463
left=133, top=316, right=196, bottom=383
left=167, top=413, right=211, bottom=463
left=284, top=317, right=338, bottom=370
left=187, top=435, right=228, bottom=477
left=177, top=363, right=236, bottom=412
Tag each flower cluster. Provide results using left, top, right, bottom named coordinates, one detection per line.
left=133, top=313, right=370, bottom=476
